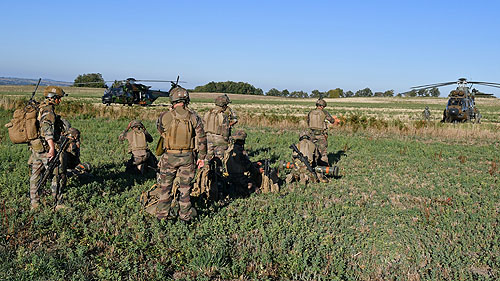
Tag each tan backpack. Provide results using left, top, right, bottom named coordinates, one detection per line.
left=162, top=109, right=195, bottom=150
left=5, top=103, right=39, bottom=144
left=204, top=108, right=225, bottom=135
left=129, top=129, right=147, bottom=151
left=308, top=109, right=326, bottom=130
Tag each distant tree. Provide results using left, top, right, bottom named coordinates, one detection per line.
left=396, top=93, right=403, bottom=97
left=289, top=90, right=308, bottom=98
left=266, top=88, right=281, bottom=96
left=194, top=81, right=262, bottom=95
left=344, top=90, right=354, bottom=97
left=383, top=90, right=394, bottom=97
left=73, top=73, right=105, bottom=88
left=310, top=89, right=324, bottom=98
left=282, top=89, right=290, bottom=97
left=429, top=87, right=440, bottom=97
left=327, top=88, right=343, bottom=98
left=374, top=91, right=384, bottom=97
left=417, top=89, right=430, bottom=97
left=405, top=90, right=417, bottom=97
left=355, top=88, right=373, bottom=97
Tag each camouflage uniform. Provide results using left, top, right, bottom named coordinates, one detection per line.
left=28, top=86, right=67, bottom=208
left=224, top=130, right=260, bottom=197
left=203, top=95, right=238, bottom=160
left=155, top=87, right=207, bottom=222
left=285, top=132, right=322, bottom=185
left=65, top=128, right=91, bottom=176
left=422, top=106, right=431, bottom=121
left=118, top=120, right=156, bottom=174
left=307, top=99, right=337, bottom=165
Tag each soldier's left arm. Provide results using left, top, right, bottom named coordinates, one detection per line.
left=193, top=113, right=207, bottom=160
left=228, top=107, right=238, bottom=126
left=145, top=130, right=153, bottom=143
left=324, top=110, right=340, bottom=125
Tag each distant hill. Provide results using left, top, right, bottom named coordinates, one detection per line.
left=0, top=77, right=72, bottom=87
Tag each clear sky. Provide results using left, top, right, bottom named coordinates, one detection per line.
left=1, top=0, right=500, bottom=96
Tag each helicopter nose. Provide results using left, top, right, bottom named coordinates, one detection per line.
left=449, top=108, right=459, bottom=116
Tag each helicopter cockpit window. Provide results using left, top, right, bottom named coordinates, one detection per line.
left=448, top=99, right=460, bottom=106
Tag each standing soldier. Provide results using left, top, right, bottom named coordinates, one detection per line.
left=29, top=86, right=67, bottom=210
left=155, top=87, right=207, bottom=222
left=422, top=106, right=431, bottom=121
left=224, top=130, right=261, bottom=197
left=307, top=98, right=339, bottom=165
left=118, top=120, right=156, bottom=174
left=203, top=94, right=238, bottom=160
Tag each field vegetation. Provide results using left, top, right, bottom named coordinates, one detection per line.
left=0, top=86, right=499, bottom=280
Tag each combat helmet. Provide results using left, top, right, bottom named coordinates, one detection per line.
left=232, top=130, right=247, bottom=141
left=169, top=87, right=190, bottom=104
left=215, top=94, right=231, bottom=106
left=129, top=120, right=144, bottom=129
left=43, top=86, right=66, bottom=98
left=67, top=128, right=80, bottom=139
left=316, top=99, right=327, bottom=107
left=299, top=130, right=310, bottom=140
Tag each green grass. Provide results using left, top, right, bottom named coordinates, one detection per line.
left=0, top=95, right=499, bottom=279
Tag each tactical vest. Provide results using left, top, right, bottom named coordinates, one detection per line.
left=5, top=102, right=39, bottom=144
left=128, top=128, right=148, bottom=152
left=204, top=107, right=226, bottom=135
left=161, top=108, right=195, bottom=150
left=308, top=109, right=327, bottom=130
left=297, top=139, right=316, bottom=164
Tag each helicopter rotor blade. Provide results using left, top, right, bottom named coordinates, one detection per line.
left=472, top=83, right=500, bottom=89
left=470, top=81, right=500, bottom=86
left=410, top=81, right=457, bottom=89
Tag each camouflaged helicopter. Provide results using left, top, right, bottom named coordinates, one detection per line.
left=101, top=77, right=183, bottom=106
left=410, top=78, right=498, bottom=123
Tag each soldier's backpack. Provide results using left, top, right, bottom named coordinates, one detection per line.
left=308, top=109, right=326, bottom=130
left=5, top=102, right=39, bottom=144
left=204, top=108, right=225, bottom=135
left=129, top=128, right=147, bottom=151
left=162, top=109, right=195, bottom=150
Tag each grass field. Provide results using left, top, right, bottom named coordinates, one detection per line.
left=0, top=86, right=499, bottom=280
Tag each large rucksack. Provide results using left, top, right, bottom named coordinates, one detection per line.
left=5, top=102, right=39, bottom=144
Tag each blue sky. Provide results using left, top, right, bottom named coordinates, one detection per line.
left=1, top=0, right=500, bottom=96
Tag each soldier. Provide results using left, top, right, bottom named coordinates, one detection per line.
left=307, top=98, right=339, bottom=165
left=224, top=130, right=261, bottom=197
left=155, top=86, right=207, bottom=222
left=422, top=106, right=431, bottom=121
left=285, top=131, right=327, bottom=185
left=65, top=127, right=91, bottom=177
left=203, top=94, right=238, bottom=160
left=118, top=120, right=156, bottom=174
left=28, top=86, right=67, bottom=210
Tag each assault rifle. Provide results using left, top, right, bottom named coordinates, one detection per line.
left=289, top=144, right=319, bottom=182
left=36, top=136, right=70, bottom=207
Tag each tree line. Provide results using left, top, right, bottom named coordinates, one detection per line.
left=72, top=74, right=441, bottom=98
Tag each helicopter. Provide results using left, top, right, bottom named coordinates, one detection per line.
left=410, top=78, right=499, bottom=123
left=101, top=77, right=183, bottom=106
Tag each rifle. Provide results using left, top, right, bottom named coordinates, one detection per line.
left=289, top=144, right=319, bottom=182
left=36, top=136, right=70, bottom=207
left=28, top=78, right=42, bottom=104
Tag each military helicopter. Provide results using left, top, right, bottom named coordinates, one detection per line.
left=101, top=77, right=184, bottom=106
left=410, top=78, right=499, bottom=123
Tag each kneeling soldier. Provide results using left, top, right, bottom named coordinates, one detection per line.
left=224, top=130, right=261, bottom=197
left=286, top=131, right=328, bottom=185
left=118, top=120, right=156, bottom=174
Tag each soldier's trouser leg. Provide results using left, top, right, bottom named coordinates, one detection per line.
left=29, top=154, right=48, bottom=206
left=51, top=152, right=67, bottom=204
left=177, top=163, right=196, bottom=221
left=156, top=154, right=176, bottom=219
left=156, top=152, right=195, bottom=221
left=313, top=134, right=329, bottom=165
